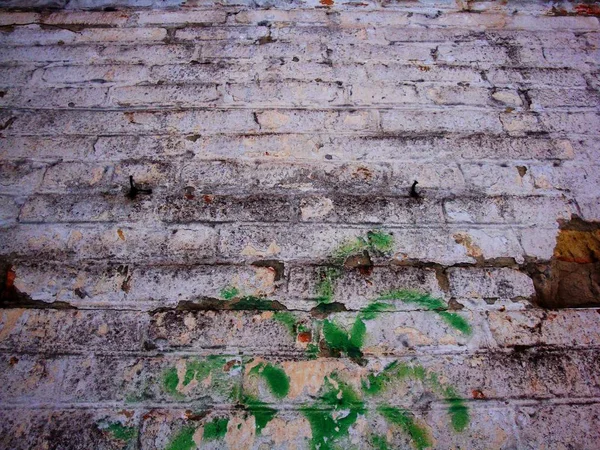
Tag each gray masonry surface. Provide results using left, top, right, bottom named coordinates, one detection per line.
left=0, top=0, right=600, bottom=449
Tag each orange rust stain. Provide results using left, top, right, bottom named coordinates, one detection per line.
left=417, top=65, right=431, bottom=72
left=5, top=267, right=16, bottom=289
left=117, top=229, right=125, bottom=241
left=472, top=389, right=485, bottom=399
left=320, top=0, right=334, bottom=5
left=554, top=229, right=600, bottom=264
left=297, top=332, right=312, bottom=343
left=203, top=195, right=213, bottom=204
left=9, top=356, right=19, bottom=366
left=575, top=4, right=600, bottom=16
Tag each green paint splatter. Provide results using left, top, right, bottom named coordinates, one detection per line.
left=371, top=434, right=390, bottom=450
left=315, top=267, right=343, bottom=303
left=322, top=318, right=365, bottom=359
left=166, top=426, right=196, bottom=450
left=273, top=311, right=297, bottom=334
left=302, top=374, right=365, bottom=450
left=377, top=290, right=446, bottom=310
left=366, top=230, right=394, bottom=253
left=243, top=395, right=278, bottom=435
left=220, top=285, right=240, bottom=300
left=250, top=362, right=290, bottom=399
left=438, top=311, right=472, bottom=335
left=203, top=417, right=229, bottom=441
left=358, top=301, right=394, bottom=320
left=447, top=398, right=469, bottom=432
left=376, top=290, right=471, bottom=335
left=363, top=362, right=470, bottom=433
left=377, top=406, right=432, bottom=450
left=103, top=422, right=137, bottom=442
left=163, top=367, right=180, bottom=397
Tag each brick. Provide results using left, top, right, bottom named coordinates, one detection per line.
left=287, top=266, right=446, bottom=310
left=0, top=160, right=47, bottom=195
left=486, top=67, right=588, bottom=87
left=515, top=403, right=600, bottom=449
left=0, top=223, right=217, bottom=263
left=217, top=224, right=524, bottom=265
left=0, top=66, right=35, bottom=86
left=40, top=64, right=150, bottom=85
left=0, top=86, right=108, bottom=108
left=298, top=195, right=444, bottom=224
left=0, top=309, right=148, bottom=353
left=380, top=110, right=503, bottom=134
left=40, top=11, right=131, bottom=26
left=5, top=110, right=259, bottom=135
left=447, top=267, right=535, bottom=303
left=181, top=160, right=390, bottom=194
left=175, top=25, right=269, bottom=42
left=0, top=136, right=97, bottom=161
left=60, top=355, right=242, bottom=404
left=110, top=83, right=220, bottom=107
left=444, top=196, right=574, bottom=225
left=18, top=193, right=156, bottom=223
left=390, top=162, right=465, bottom=192
left=528, top=87, right=600, bottom=109
left=0, top=25, right=166, bottom=46
left=459, top=163, right=536, bottom=195
left=367, top=63, right=485, bottom=84
left=224, top=81, right=344, bottom=107
left=136, top=9, right=227, bottom=25
left=160, top=193, right=298, bottom=223
left=39, top=162, right=112, bottom=192
left=0, top=354, right=66, bottom=403
left=0, top=195, right=21, bottom=228
left=488, top=309, right=600, bottom=348
left=148, top=310, right=304, bottom=355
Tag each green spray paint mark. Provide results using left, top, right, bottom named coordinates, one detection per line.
left=249, top=362, right=290, bottom=399
left=203, top=417, right=229, bottom=441
left=302, top=374, right=365, bottom=450
left=358, top=301, right=394, bottom=320
left=273, top=311, right=298, bottom=334
left=315, top=267, right=343, bottom=304
left=103, top=422, right=137, bottom=442
left=220, top=285, right=240, bottom=300
left=363, top=361, right=469, bottom=432
left=166, top=426, right=196, bottom=450
left=333, top=231, right=394, bottom=263
left=322, top=318, right=365, bottom=359
left=371, top=434, right=391, bottom=450
left=243, top=395, right=278, bottom=435
left=163, top=367, right=180, bottom=397
left=376, top=290, right=472, bottom=335
left=438, top=311, right=472, bottom=335
left=377, top=406, right=432, bottom=450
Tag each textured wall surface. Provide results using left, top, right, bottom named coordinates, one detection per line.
left=1, top=0, right=600, bottom=449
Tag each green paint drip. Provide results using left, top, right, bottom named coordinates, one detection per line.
left=104, top=422, right=137, bottom=442
left=166, top=426, right=196, bottom=450
left=203, top=417, right=229, bottom=441
left=377, top=406, right=432, bottom=450
left=220, top=285, right=240, bottom=300
left=438, top=312, right=472, bottom=335
left=273, top=311, right=298, bottom=334
left=250, top=362, right=290, bottom=399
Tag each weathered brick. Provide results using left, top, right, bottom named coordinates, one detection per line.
left=110, top=83, right=220, bottom=107
left=136, top=9, right=227, bottom=25
left=444, top=196, right=574, bottom=225
left=0, top=86, right=108, bottom=108
left=380, top=110, right=503, bottom=134
left=447, top=267, right=535, bottom=304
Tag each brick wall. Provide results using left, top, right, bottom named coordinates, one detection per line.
left=1, top=0, right=599, bottom=448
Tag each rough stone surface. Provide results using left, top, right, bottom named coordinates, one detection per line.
left=0, top=0, right=599, bottom=449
